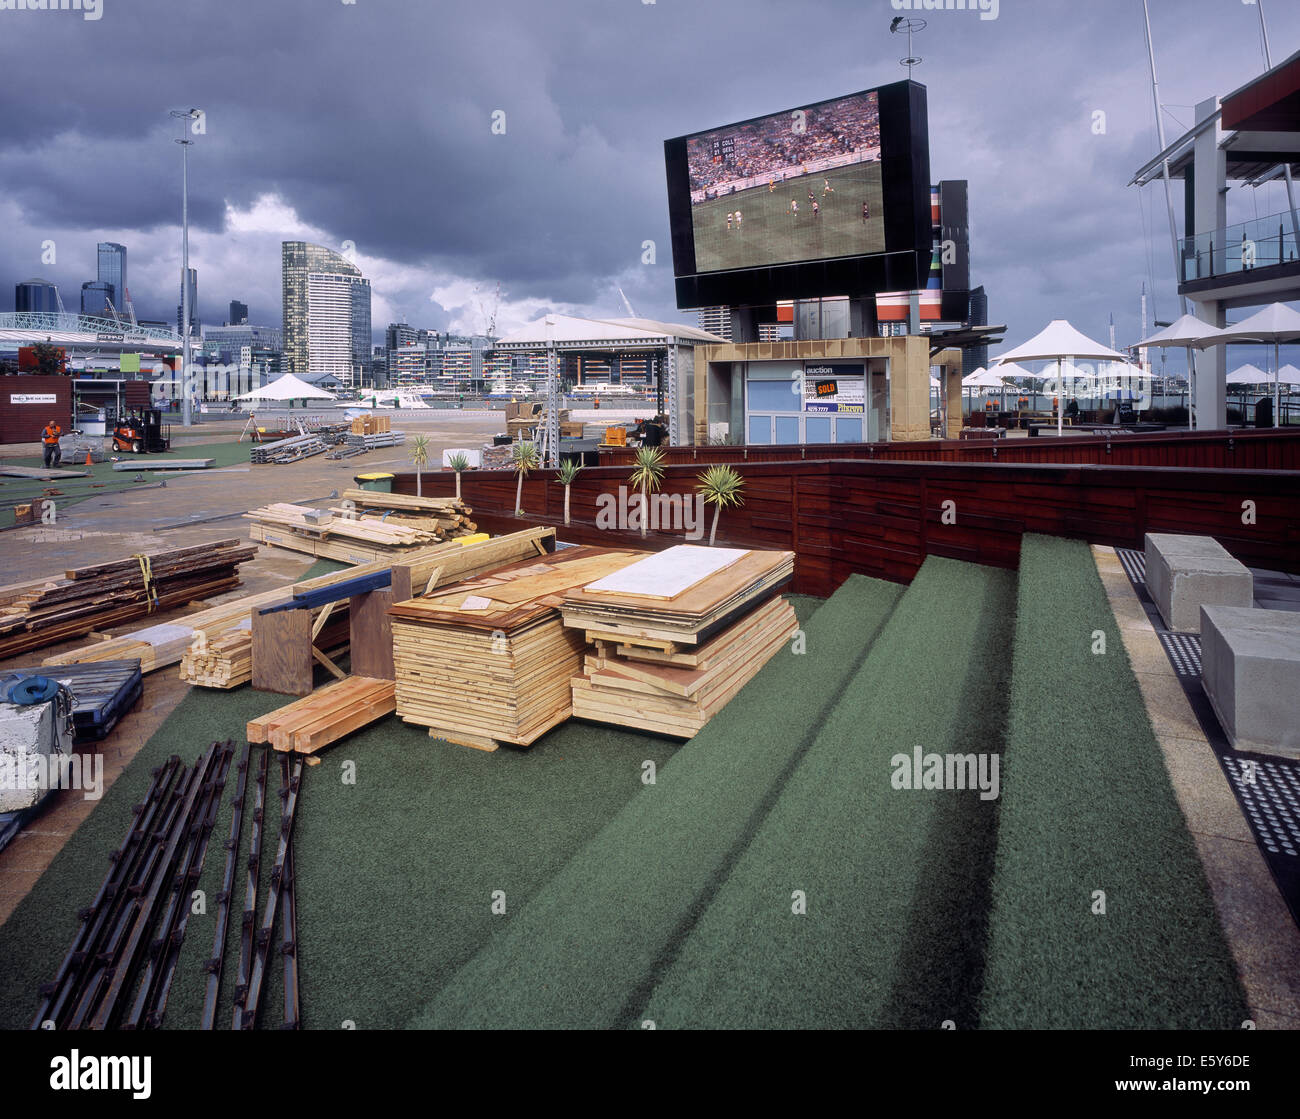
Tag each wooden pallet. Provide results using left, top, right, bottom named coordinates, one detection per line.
left=246, top=676, right=396, bottom=754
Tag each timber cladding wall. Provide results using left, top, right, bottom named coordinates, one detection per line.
left=395, top=459, right=1300, bottom=596
left=0, top=376, right=73, bottom=445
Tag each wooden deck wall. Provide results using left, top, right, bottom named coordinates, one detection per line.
left=395, top=456, right=1300, bottom=597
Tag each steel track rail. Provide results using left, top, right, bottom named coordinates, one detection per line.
left=199, top=740, right=251, bottom=1030
left=230, top=746, right=268, bottom=1029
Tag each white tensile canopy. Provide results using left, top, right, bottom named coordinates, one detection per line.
left=234, top=373, right=337, bottom=402
left=1211, top=303, right=1300, bottom=426
left=994, top=320, right=1130, bottom=435
left=1225, top=363, right=1268, bottom=385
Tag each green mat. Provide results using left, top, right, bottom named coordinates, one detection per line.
left=978, top=535, right=1248, bottom=1029
left=413, top=574, right=904, bottom=1029
left=639, top=556, right=1016, bottom=1029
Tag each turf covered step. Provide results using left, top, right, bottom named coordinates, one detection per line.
left=638, top=555, right=1017, bottom=1029
left=979, top=535, right=1248, bottom=1028
left=409, top=575, right=905, bottom=1029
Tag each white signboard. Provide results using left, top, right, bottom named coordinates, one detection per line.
left=9, top=394, right=58, bottom=405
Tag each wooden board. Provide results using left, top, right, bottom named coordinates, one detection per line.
left=247, top=676, right=395, bottom=753
left=581, top=545, right=749, bottom=600
left=251, top=608, right=313, bottom=696
left=349, top=589, right=395, bottom=681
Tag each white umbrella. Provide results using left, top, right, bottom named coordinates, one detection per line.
left=1135, top=313, right=1226, bottom=349
left=995, top=320, right=1129, bottom=435
left=1225, top=363, right=1268, bottom=385
left=1210, top=302, right=1300, bottom=427
left=1276, top=363, right=1300, bottom=386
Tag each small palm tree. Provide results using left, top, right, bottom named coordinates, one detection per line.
left=447, top=451, right=469, bottom=501
left=555, top=459, right=582, bottom=525
left=628, top=446, right=665, bottom=539
left=411, top=434, right=430, bottom=497
left=696, top=465, right=745, bottom=546
left=511, top=440, right=539, bottom=516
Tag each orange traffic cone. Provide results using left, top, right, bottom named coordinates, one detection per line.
left=85, top=450, right=93, bottom=465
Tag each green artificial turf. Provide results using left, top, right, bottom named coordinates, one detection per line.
left=0, top=647, right=685, bottom=1030
left=411, top=575, right=904, bottom=1029
left=978, top=535, right=1248, bottom=1029
left=638, top=556, right=1016, bottom=1029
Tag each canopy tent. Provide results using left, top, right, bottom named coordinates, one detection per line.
left=994, top=320, right=1130, bottom=435
left=1210, top=302, right=1300, bottom=428
left=1225, top=363, right=1269, bottom=385
left=962, top=368, right=1010, bottom=388
left=234, top=372, right=337, bottom=403
left=1135, top=313, right=1226, bottom=349
left=1277, top=364, right=1300, bottom=386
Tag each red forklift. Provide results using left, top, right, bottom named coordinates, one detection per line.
left=112, top=408, right=171, bottom=454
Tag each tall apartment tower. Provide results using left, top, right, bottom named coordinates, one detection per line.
left=281, top=241, right=371, bottom=386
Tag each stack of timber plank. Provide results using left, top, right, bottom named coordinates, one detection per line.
left=339, top=490, right=476, bottom=538
left=390, top=547, right=645, bottom=751
left=0, top=540, right=255, bottom=660
left=179, top=606, right=350, bottom=689
left=345, top=430, right=405, bottom=451
left=247, top=676, right=396, bottom=754
left=561, top=546, right=797, bottom=739
left=46, top=528, right=555, bottom=679
left=246, top=502, right=476, bottom=564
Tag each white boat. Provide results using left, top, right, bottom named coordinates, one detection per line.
left=335, top=390, right=430, bottom=410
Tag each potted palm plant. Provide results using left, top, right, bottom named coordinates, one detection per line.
left=696, top=464, right=745, bottom=546
left=511, top=440, right=539, bottom=516
left=628, top=446, right=665, bottom=539
left=555, top=459, right=582, bottom=526
left=411, top=434, right=430, bottom=497
left=447, top=451, right=469, bottom=501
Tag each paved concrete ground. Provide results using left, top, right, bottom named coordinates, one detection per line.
left=1094, top=545, right=1300, bottom=1030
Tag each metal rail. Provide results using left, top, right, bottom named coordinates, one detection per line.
left=230, top=747, right=268, bottom=1029
left=281, top=826, right=300, bottom=1029
left=239, top=754, right=303, bottom=1029
left=200, top=741, right=251, bottom=1029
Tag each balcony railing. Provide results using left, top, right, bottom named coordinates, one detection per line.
left=1180, top=210, right=1300, bottom=282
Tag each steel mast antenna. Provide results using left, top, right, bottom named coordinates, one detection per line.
left=889, top=17, right=926, bottom=79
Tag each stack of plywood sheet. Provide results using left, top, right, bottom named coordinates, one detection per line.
left=571, top=596, right=797, bottom=738
left=559, top=546, right=795, bottom=647
left=390, top=547, right=645, bottom=751
left=247, top=676, right=396, bottom=755
left=561, top=546, right=797, bottom=739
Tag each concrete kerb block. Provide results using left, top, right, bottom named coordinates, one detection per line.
left=1145, top=533, right=1254, bottom=633
left=1201, top=605, right=1300, bottom=759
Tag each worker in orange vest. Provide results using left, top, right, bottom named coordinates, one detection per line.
left=41, top=419, right=63, bottom=469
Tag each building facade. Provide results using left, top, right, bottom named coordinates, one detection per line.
left=97, top=242, right=127, bottom=314
left=15, top=279, right=59, bottom=314
left=81, top=280, right=113, bottom=317
left=282, top=241, right=371, bottom=387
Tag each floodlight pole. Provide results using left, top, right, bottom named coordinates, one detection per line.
left=172, top=109, right=199, bottom=429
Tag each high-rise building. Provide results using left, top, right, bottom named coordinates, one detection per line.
left=228, top=300, right=249, bottom=325
left=177, top=268, right=199, bottom=337
left=81, top=280, right=114, bottom=317
left=696, top=306, right=733, bottom=341
left=282, top=242, right=372, bottom=387
left=15, top=278, right=59, bottom=314
left=97, top=242, right=127, bottom=314
left=964, top=285, right=989, bottom=375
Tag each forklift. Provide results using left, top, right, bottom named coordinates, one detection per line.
left=112, top=408, right=171, bottom=454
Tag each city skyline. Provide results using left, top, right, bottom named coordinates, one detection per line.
left=2, top=1, right=1299, bottom=369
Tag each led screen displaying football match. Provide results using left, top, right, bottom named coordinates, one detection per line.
left=683, top=90, right=884, bottom=273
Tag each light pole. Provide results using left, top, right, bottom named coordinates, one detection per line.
left=171, top=109, right=200, bottom=427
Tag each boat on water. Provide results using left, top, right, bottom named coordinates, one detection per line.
left=335, top=390, right=431, bottom=410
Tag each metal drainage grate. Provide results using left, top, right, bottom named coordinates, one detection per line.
left=1158, top=632, right=1202, bottom=679
left=1224, top=756, right=1300, bottom=858
left=1116, top=547, right=1147, bottom=586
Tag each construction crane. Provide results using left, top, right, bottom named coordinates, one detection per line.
left=617, top=286, right=638, bottom=318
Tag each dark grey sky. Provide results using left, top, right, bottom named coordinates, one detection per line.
left=1, top=0, right=1297, bottom=365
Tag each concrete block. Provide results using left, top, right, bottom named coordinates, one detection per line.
left=1201, top=605, right=1300, bottom=759
left=1145, top=533, right=1253, bottom=633
left=0, top=700, right=73, bottom=813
